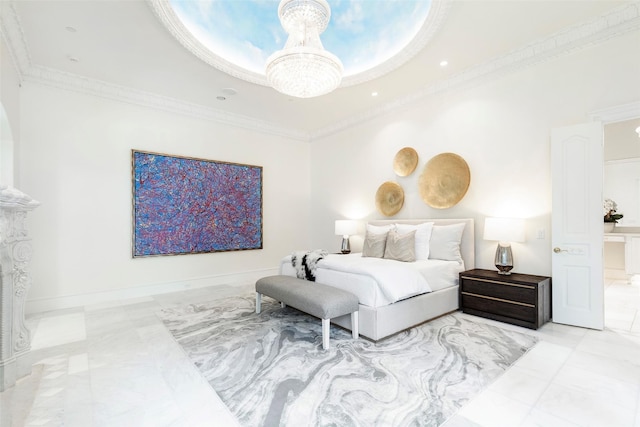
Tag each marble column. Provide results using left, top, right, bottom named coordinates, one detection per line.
left=0, top=185, right=40, bottom=392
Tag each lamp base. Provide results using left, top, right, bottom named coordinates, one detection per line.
left=495, top=265, right=514, bottom=275
left=341, top=237, right=351, bottom=254
left=494, top=243, right=514, bottom=275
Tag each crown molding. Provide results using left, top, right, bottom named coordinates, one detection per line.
left=148, top=0, right=452, bottom=89
left=311, top=1, right=640, bottom=139
left=0, top=2, right=310, bottom=142
left=2, top=1, right=639, bottom=142
left=341, top=0, right=451, bottom=87
left=26, top=65, right=311, bottom=141
left=147, top=0, right=267, bottom=86
left=590, top=101, right=640, bottom=124
left=0, top=1, right=30, bottom=79
left=0, top=1, right=310, bottom=142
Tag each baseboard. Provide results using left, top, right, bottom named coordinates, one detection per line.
left=25, top=268, right=279, bottom=314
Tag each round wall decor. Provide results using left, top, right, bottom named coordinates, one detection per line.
left=419, top=153, right=470, bottom=209
left=375, top=181, right=405, bottom=216
left=393, top=147, right=419, bottom=176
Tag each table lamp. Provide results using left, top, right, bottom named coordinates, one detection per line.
left=335, top=220, right=358, bottom=254
left=483, top=217, right=525, bottom=275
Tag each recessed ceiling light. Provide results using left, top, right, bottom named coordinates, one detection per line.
left=65, top=26, right=77, bottom=33
left=371, top=92, right=379, bottom=97
left=440, top=60, right=448, bottom=67
left=221, top=88, right=237, bottom=96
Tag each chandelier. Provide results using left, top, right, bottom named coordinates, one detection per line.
left=265, top=0, right=343, bottom=98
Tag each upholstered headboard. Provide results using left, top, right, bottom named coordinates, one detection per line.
left=368, top=218, right=475, bottom=270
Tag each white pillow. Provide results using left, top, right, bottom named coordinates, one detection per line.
left=395, top=222, right=434, bottom=261
left=362, top=230, right=388, bottom=258
left=429, top=223, right=465, bottom=262
left=383, top=229, right=416, bottom=262
left=366, top=223, right=395, bottom=235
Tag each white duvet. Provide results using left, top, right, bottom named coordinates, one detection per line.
left=279, top=253, right=463, bottom=308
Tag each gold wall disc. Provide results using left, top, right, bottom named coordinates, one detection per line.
left=375, top=181, right=405, bottom=216
left=393, top=147, right=418, bottom=177
left=419, top=153, right=470, bottom=209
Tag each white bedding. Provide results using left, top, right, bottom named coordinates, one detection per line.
left=279, top=253, right=464, bottom=308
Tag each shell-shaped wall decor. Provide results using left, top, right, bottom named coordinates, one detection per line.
left=375, top=181, right=405, bottom=216
left=393, top=147, right=419, bottom=177
left=419, top=153, right=470, bottom=209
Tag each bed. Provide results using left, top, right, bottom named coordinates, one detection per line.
left=279, top=218, right=475, bottom=341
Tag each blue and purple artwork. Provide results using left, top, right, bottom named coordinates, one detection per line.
left=132, top=150, right=262, bottom=257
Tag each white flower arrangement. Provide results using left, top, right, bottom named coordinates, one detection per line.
left=604, top=198, right=623, bottom=223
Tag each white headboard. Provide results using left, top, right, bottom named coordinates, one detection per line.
left=368, top=218, right=475, bottom=269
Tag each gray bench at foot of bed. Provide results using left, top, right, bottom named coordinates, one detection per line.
left=255, top=275, right=359, bottom=350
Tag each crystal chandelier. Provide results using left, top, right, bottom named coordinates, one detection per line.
left=265, top=0, right=343, bottom=98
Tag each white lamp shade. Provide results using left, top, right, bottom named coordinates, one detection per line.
left=484, top=217, right=525, bottom=243
left=335, top=220, right=358, bottom=236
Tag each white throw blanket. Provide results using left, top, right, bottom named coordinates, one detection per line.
left=318, top=255, right=432, bottom=304
left=291, top=249, right=328, bottom=281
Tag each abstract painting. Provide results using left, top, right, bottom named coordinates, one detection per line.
left=132, top=150, right=262, bottom=257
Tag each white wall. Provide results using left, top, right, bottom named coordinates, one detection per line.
left=1, top=34, right=21, bottom=187
left=19, top=83, right=311, bottom=311
left=604, top=118, right=640, bottom=161
left=11, top=28, right=640, bottom=310
left=310, top=31, right=640, bottom=277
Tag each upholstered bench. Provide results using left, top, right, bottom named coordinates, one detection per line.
left=255, top=275, right=359, bottom=350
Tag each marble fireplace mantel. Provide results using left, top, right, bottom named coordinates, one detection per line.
left=0, top=185, right=40, bottom=391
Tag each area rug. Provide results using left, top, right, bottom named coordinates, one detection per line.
left=158, top=294, right=537, bottom=427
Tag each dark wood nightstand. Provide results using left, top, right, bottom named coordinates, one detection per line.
left=459, top=269, right=551, bottom=330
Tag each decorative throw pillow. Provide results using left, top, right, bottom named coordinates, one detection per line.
left=362, top=230, right=388, bottom=258
left=395, top=222, right=434, bottom=261
left=366, top=223, right=394, bottom=235
left=429, top=223, right=465, bottom=262
left=383, top=229, right=416, bottom=262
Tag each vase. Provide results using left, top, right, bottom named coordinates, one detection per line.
left=604, top=222, right=615, bottom=233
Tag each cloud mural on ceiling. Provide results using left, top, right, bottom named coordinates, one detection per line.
left=169, top=0, right=432, bottom=77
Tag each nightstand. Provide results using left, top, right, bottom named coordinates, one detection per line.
left=459, top=269, right=551, bottom=330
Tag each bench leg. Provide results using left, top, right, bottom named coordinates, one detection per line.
left=256, top=292, right=262, bottom=314
left=351, top=311, right=359, bottom=339
left=322, top=318, right=330, bottom=350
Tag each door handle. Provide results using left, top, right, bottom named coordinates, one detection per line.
left=553, top=247, right=567, bottom=253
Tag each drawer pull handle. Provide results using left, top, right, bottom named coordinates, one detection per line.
left=460, top=276, right=535, bottom=289
left=461, top=292, right=535, bottom=308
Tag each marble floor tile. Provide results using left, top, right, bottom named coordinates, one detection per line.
left=576, top=329, right=640, bottom=366
left=457, top=389, right=532, bottom=427
left=4, top=276, right=640, bottom=426
left=519, top=408, right=581, bottom=427
left=536, top=383, right=636, bottom=427
left=440, top=414, right=483, bottom=427
left=509, top=341, right=573, bottom=381
left=563, top=349, right=640, bottom=386
left=30, top=312, right=87, bottom=350
left=552, top=363, right=639, bottom=411
left=486, top=366, right=549, bottom=405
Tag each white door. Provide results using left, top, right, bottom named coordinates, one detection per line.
left=551, top=122, right=604, bottom=330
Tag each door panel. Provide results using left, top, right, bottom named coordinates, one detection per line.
left=551, top=122, right=604, bottom=330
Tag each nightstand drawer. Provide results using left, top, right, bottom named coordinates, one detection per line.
left=460, top=277, right=536, bottom=305
left=459, top=269, right=551, bottom=330
left=461, top=293, right=536, bottom=323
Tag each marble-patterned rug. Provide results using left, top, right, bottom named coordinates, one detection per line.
left=158, top=294, right=537, bottom=427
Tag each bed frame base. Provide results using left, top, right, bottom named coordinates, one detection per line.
left=331, top=285, right=459, bottom=341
